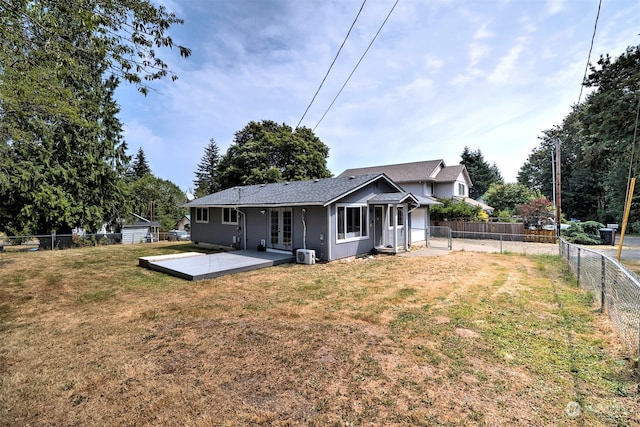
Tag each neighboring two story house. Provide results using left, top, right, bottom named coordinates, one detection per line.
left=339, top=159, right=492, bottom=243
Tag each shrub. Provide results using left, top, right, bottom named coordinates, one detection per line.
left=562, top=221, right=605, bottom=245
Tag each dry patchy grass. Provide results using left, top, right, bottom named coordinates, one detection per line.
left=0, top=243, right=638, bottom=426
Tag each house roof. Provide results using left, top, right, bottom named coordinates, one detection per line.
left=339, top=159, right=473, bottom=186
left=433, top=164, right=471, bottom=184
left=183, top=174, right=404, bottom=208
left=452, top=196, right=494, bottom=213
left=414, top=195, right=442, bottom=206
left=339, top=160, right=444, bottom=182
left=123, top=220, right=161, bottom=228
left=367, top=192, right=420, bottom=209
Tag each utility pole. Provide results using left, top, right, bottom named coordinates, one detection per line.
left=555, top=138, right=562, bottom=237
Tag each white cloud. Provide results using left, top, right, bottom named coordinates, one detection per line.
left=546, top=0, right=566, bottom=16
left=486, top=37, right=528, bottom=85
left=113, top=0, right=640, bottom=188
left=474, top=23, right=494, bottom=40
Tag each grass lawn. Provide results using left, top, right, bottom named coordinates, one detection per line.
left=1, top=242, right=638, bottom=426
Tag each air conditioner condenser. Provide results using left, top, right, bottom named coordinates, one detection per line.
left=296, top=249, right=316, bottom=265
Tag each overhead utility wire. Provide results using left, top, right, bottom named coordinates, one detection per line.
left=577, top=0, right=602, bottom=104
left=313, top=0, right=400, bottom=131
left=296, top=0, right=367, bottom=129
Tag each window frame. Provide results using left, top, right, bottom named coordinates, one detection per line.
left=195, top=207, right=209, bottom=223
left=222, top=207, right=238, bottom=225
left=336, top=204, right=369, bottom=242
left=387, top=205, right=405, bottom=228
left=458, top=183, right=465, bottom=196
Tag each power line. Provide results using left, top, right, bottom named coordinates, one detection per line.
left=313, top=0, right=400, bottom=132
left=296, top=0, right=367, bottom=129
left=577, top=0, right=602, bottom=104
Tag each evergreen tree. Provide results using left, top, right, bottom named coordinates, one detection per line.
left=0, top=0, right=188, bottom=235
left=0, top=4, right=129, bottom=234
left=131, top=147, right=152, bottom=179
left=193, top=138, right=221, bottom=197
left=460, top=147, right=503, bottom=200
left=518, top=45, right=640, bottom=223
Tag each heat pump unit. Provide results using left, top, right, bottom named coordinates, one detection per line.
left=296, top=249, right=316, bottom=265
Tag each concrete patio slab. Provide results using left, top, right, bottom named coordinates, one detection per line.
left=143, top=250, right=295, bottom=281
left=138, top=252, right=206, bottom=268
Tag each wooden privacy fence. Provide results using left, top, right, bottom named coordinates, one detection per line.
left=524, top=229, right=556, bottom=243
left=435, top=221, right=524, bottom=241
left=434, top=221, right=556, bottom=243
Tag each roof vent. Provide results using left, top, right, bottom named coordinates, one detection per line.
left=314, top=179, right=319, bottom=183
left=349, top=175, right=356, bottom=179
left=284, top=182, right=290, bottom=185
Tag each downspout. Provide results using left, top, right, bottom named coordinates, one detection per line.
left=404, top=203, right=410, bottom=250
left=326, top=205, right=332, bottom=261
left=235, top=208, right=246, bottom=250
left=393, top=203, right=398, bottom=255
left=301, top=208, right=307, bottom=249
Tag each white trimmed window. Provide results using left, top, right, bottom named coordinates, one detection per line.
left=387, top=206, right=405, bottom=228
left=337, top=204, right=368, bottom=241
left=195, top=207, right=209, bottom=223
left=222, top=207, right=238, bottom=225
left=458, top=183, right=465, bottom=196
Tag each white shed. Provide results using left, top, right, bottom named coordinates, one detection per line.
left=122, top=221, right=161, bottom=244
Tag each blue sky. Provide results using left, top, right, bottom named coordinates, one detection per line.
left=114, top=0, right=640, bottom=194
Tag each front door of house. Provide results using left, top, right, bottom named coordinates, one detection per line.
left=374, top=206, right=384, bottom=247
left=269, top=208, right=292, bottom=251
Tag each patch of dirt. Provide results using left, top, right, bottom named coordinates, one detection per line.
left=455, top=327, right=480, bottom=338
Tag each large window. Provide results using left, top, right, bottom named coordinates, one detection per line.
left=337, top=205, right=368, bottom=241
left=222, top=207, right=238, bottom=225
left=195, top=207, right=209, bottom=223
left=458, top=183, right=466, bottom=196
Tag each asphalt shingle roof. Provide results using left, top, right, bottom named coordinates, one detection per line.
left=339, top=160, right=472, bottom=186
left=184, top=174, right=395, bottom=207
left=432, top=164, right=466, bottom=182
left=339, top=160, right=444, bottom=182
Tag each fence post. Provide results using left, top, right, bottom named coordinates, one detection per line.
left=500, top=234, right=503, bottom=253
left=51, top=232, right=55, bottom=250
left=576, top=247, right=581, bottom=287
left=448, top=227, right=452, bottom=250
left=600, top=255, right=606, bottom=313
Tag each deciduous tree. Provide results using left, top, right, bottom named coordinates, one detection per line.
left=483, top=182, right=538, bottom=214
left=216, top=120, right=332, bottom=189
left=127, top=174, right=187, bottom=231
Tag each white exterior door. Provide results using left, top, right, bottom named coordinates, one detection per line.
left=269, top=208, right=292, bottom=250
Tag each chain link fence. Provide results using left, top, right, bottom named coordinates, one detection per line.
left=560, top=238, right=640, bottom=356
left=0, top=233, right=123, bottom=252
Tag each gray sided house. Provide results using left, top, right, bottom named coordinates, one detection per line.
left=183, top=174, right=419, bottom=261
left=340, top=160, right=494, bottom=243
